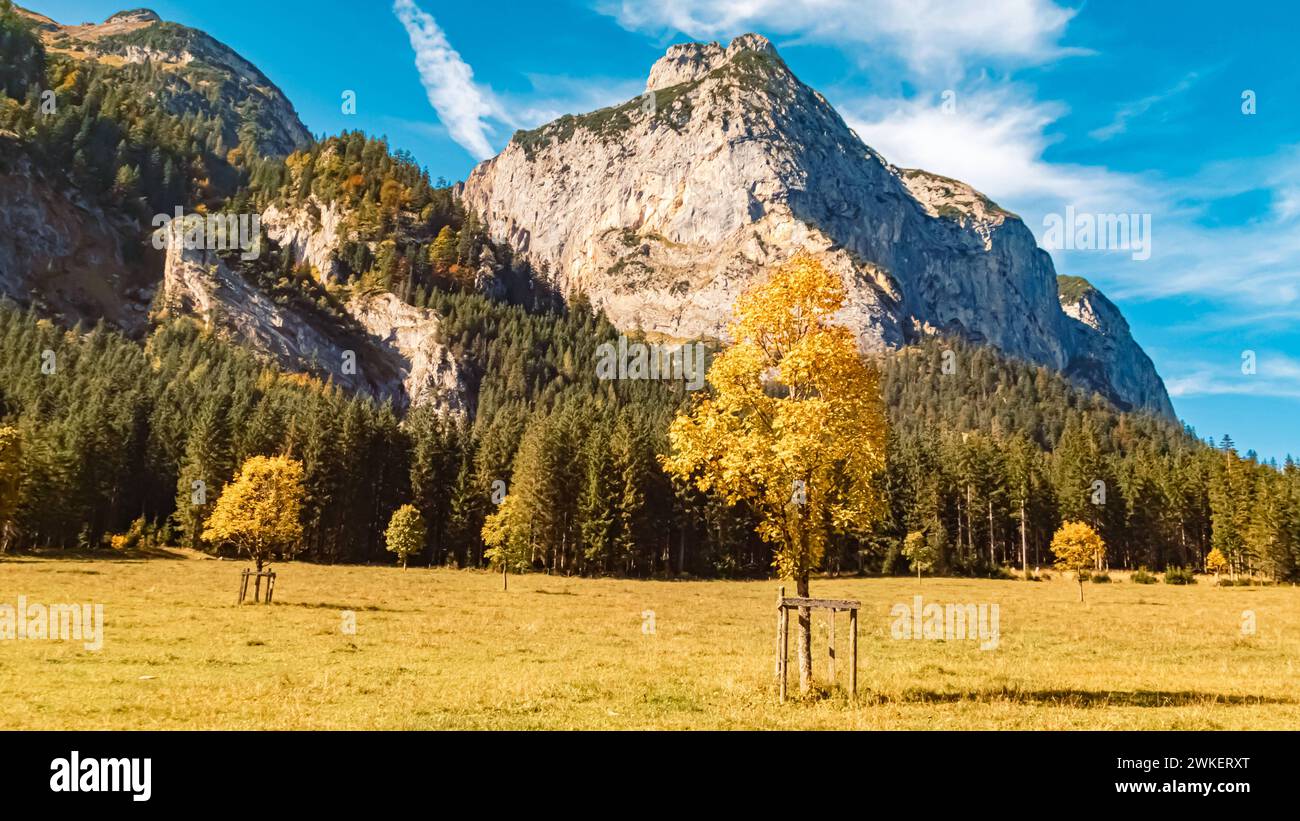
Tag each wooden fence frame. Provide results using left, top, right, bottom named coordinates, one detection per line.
left=238, top=569, right=277, bottom=604
left=775, top=586, right=859, bottom=703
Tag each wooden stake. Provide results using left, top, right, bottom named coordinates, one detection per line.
left=776, top=586, right=787, bottom=704
left=849, top=608, right=858, bottom=700
left=828, top=609, right=836, bottom=684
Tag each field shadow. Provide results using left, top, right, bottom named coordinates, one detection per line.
left=1, top=546, right=190, bottom=563
left=871, top=687, right=1295, bottom=708
left=285, top=601, right=412, bottom=613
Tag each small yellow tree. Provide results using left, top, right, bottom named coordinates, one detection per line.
left=1205, top=547, right=1229, bottom=578
left=664, top=252, right=888, bottom=694
left=1051, top=520, right=1105, bottom=602
left=203, top=456, right=305, bottom=570
left=902, top=530, right=938, bottom=581
left=385, top=504, right=426, bottom=569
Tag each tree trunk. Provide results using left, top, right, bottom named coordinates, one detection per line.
left=988, top=499, right=995, bottom=569
left=1020, top=500, right=1028, bottom=579
left=796, top=573, right=812, bottom=694
left=1078, top=577, right=1085, bottom=602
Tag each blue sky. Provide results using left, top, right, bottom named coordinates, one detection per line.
left=33, top=0, right=1300, bottom=461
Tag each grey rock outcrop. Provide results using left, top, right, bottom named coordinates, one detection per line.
left=158, top=218, right=467, bottom=416
left=463, top=34, right=1174, bottom=417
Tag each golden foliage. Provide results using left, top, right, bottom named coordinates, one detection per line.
left=202, top=455, right=305, bottom=569
left=1206, top=547, right=1229, bottom=575
left=1051, top=520, right=1105, bottom=573
left=663, top=252, right=888, bottom=581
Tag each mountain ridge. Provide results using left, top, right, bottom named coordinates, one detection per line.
left=466, top=33, right=1175, bottom=418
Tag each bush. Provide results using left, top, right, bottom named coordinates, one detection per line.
left=1164, top=566, right=1197, bottom=585
left=1091, top=571, right=1111, bottom=583
left=1130, top=568, right=1157, bottom=584
left=108, top=517, right=148, bottom=552
left=1076, top=569, right=1091, bottom=583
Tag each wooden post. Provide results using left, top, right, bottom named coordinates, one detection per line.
left=502, top=563, right=508, bottom=591
left=776, top=586, right=787, bottom=703
left=849, top=608, right=858, bottom=700
left=828, top=608, right=836, bottom=684
left=266, top=572, right=276, bottom=604
left=254, top=571, right=262, bottom=603
left=238, top=570, right=248, bottom=605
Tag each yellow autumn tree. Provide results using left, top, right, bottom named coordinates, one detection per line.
left=1051, top=520, right=1105, bottom=602
left=385, top=504, right=426, bottom=570
left=664, top=252, right=888, bottom=694
left=203, top=456, right=305, bottom=570
left=1205, top=547, right=1229, bottom=577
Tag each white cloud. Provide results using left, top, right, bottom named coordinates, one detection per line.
left=597, top=0, right=1080, bottom=75
left=839, top=86, right=1140, bottom=208
left=393, top=1, right=642, bottom=161
left=1166, top=353, right=1300, bottom=400
left=836, top=84, right=1300, bottom=321
left=392, top=0, right=497, bottom=160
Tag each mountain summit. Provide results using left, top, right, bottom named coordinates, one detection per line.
left=464, top=34, right=1174, bottom=417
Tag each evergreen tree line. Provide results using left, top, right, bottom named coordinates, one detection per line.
left=3, top=300, right=1297, bottom=579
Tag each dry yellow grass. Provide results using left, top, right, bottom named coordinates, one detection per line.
left=1, top=553, right=1297, bottom=729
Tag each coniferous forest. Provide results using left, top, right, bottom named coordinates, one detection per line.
left=3, top=300, right=1298, bottom=580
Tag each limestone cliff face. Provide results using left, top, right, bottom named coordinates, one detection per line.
left=1058, top=276, right=1175, bottom=417
left=261, top=196, right=347, bottom=283
left=463, top=34, right=1174, bottom=417
left=158, top=218, right=467, bottom=416
left=0, top=138, right=156, bottom=334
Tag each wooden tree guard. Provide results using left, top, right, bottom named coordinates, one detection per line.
left=775, top=586, right=859, bottom=703
left=238, top=569, right=277, bottom=604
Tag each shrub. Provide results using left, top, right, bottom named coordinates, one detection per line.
left=108, top=517, right=148, bottom=552
left=1164, top=566, right=1197, bottom=585
left=1130, top=568, right=1157, bottom=584
left=1091, top=571, right=1111, bottom=583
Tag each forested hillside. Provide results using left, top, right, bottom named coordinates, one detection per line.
left=3, top=301, right=1296, bottom=578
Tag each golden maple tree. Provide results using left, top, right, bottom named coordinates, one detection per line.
left=203, top=455, right=306, bottom=570
left=1051, top=520, right=1106, bottom=602
left=664, top=252, right=887, bottom=693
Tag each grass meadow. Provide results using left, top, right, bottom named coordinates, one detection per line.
left=2, top=552, right=1298, bottom=730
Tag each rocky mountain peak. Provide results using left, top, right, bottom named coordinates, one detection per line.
left=106, top=9, right=161, bottom=24
left=645, top=33, right=781, bottom=92
left=465, top=33, right=1175, bottom=418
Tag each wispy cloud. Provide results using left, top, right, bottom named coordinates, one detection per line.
left=1089, top=71, right=1203, bottom=141
left=393, top=0, right=641, bottom=161
left=392, top=0, right=497, bottom=160
left=596, top=0, right=1082, bottom=76
left=1166, top=352, right=1300, bottom=400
